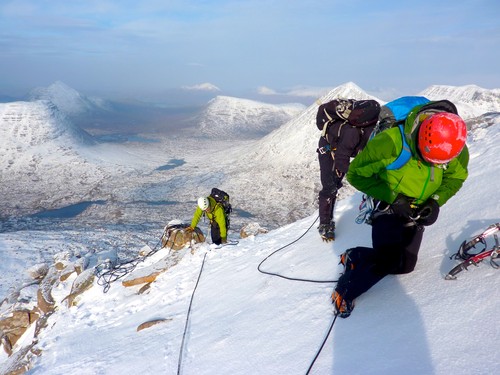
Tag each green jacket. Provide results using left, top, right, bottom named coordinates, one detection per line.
left=190, top=196, right=227, bottom=240
left=347, top=106, right=469, bottom=207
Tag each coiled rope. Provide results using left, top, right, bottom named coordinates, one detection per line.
left=96, top=227, right=186, bottom=292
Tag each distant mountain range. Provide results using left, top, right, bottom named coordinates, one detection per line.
left=19, top=80, right=500, bottom=138
left=218, top=82, right=500, bottom=224
left=0, top=81, right=499, bottom=227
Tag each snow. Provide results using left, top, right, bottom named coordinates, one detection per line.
left=1, top=83, right=500, bottom=374
left=197, top=95, right=305, bottom=139
left=419, top=84, right=500, bottom=120
left=29, top=81, right=109, bottom=115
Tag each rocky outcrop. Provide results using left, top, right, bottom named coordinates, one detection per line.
left=122, top=248, right=188, bottom=287
left=240, top=222, right=269, bottom=238
left=0, top=250, right=96, bottom=374
left=122, top=224, right=206, bottom=288
left=161, top=222, right=205, bottom=250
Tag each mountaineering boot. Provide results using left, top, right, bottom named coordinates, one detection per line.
left=318, top=222, right=335, bottom=241
left=339, top=250, right=355, bottom=272
left=332, top=291, right=355, bottom=318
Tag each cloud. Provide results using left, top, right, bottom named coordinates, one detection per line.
left=257, top=86, right=277, bottom=95
left=258, top=85, right=330, bottom=98
left=284, top=86, right=331, bottom=98
left=181, top=83, right=221, bottom=92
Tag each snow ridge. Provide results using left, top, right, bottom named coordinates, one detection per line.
left=29, top=81, right=109, bottom=115
left=419, top=84, right=500, bottom=119
left=196, top=95, right=305, bottom=139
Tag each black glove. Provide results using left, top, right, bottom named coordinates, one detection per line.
left=390, top=194, right=414, bottom=219
left=416, top=199, right=440, bottom=226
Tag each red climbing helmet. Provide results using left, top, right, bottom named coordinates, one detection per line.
left=418, top=112, right=467, bottom=164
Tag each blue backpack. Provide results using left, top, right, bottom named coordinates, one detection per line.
left=356, top=96, right=459, bottom=225
left=372, top=96, right=430, bottom=170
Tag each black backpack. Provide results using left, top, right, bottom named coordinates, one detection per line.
left=316, top=98, right=381, bottom=156
left=210, top=188, right=232, bottom=229
left=316, top=98, right=381, bottom=133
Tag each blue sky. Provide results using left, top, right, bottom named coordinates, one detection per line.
left=1, top=0, right=499, bottom=103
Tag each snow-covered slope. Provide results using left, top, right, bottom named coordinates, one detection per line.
left=29, top=81, right=109, bottom=115
left=1, top=116, right=498, bottom=374
left=0, top=100, right=169, bottom=219
left=1, top=82, right=498, bottom=229
left=0, top=101, right=104, bottom=215
left=196, top=95, right=305, bottom=139
left=419, top=84, right=500, bottom=120
left=217, top=82, right=383, bottom=224
left=251, top=81, right=380, bottom=164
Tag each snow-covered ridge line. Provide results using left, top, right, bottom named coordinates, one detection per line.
left=196, top=95, right=305, bottom=139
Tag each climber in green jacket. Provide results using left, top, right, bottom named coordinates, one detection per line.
left=188, top=196, right=227, bottom=245
left=332, top=100, right=469, bottom=318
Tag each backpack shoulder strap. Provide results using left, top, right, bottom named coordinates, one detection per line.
left=386, top=125, right=411, bottom=170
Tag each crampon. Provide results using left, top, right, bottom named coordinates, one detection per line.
left=445, top=223, right=500, bottom=280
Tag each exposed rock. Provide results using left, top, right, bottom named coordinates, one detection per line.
left=36, top=267, right=60, bottom=314
left=34, top=312, right=52, bottom=338
left=0, top=250, right=95, bottom=371
left=54, top=259, right=70, bottom=271
left=59, top=263, right=76, bottom=282
left=137, top=318, right=172, bottom=332
left=122, top=248, right=188, bottom=287
left=53, top=251, right=72, bottom=264
left=0, top=341, right=37, bottom=375
left=161, top=223, right=205, bottom=250
left=138, top=283, right=151, bottom=295
left=1, top=332, right=12, bottom=356
left=26, top=263, right=49, bottom=281
left=0, top=309, right=39, bottom=355
left=64, top=269, right=95, bottom=307
left=138, top=245, right=153, bottom=257
left=74, top=256, right=90, bottom=274
left=240, top=222, right=269, bottom=238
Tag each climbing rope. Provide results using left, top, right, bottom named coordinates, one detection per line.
left=256, top=214, right=346, bottom=374
left=96, top=225, right=187, bottom=292
left=257, top=215, right=338, bottom=283
left=305, top=313, right=338, bottom=375
left=177, top=251, right=208, bottom=375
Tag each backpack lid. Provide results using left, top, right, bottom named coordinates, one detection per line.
left=379, top=96, right=430, bottom=125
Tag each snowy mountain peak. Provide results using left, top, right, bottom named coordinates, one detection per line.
left=197, top=95, right=305, bottom=139
left=29, top=81, right=108, bottom=115
left=317, top=81, right=381, bottom=103
left=0, top=100, right=94, bottom=149
left=0, top=100, right=99, bottom=214
left=252, top=83, right=381, bottom=163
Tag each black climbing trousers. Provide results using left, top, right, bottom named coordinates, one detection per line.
left=318, top=137, right=343, bottom=225
left=336, top=213, right=425, bottom=301
left=210, top=221, right=222, bottom=245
